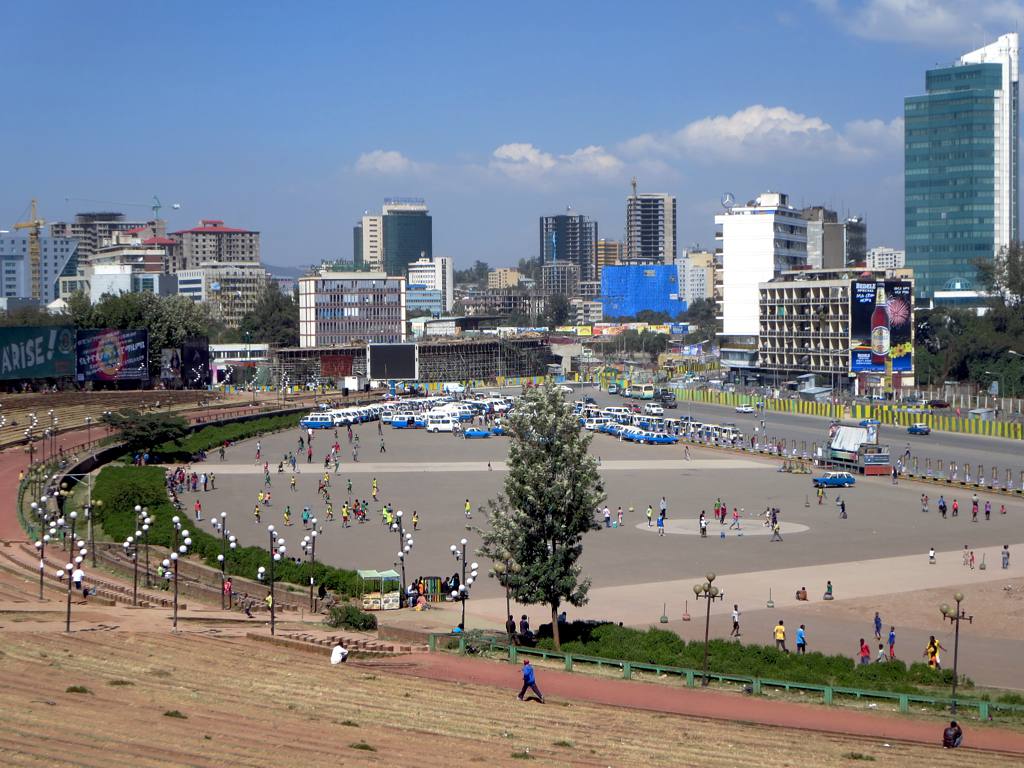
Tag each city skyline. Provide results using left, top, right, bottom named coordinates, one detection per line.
left=2, top=1, right=1021, bottom=269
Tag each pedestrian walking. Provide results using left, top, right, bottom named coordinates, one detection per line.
left=646, top=505, right=653, bottom=527
left=656, top=513, right=665, bottom=537
left=938, top=495, right=947, bottom=518
left=873, top=611, right=882, bottom=641
left=888, top=627, right=896, bottom=659
left=730, top=604, right=741, bottom=637
left=380, top=437, right=386, bottom=453
left=859, top=638, right=871, bottom=665
left=773, top=620, right=788, bottom=653
left=921, top=493, right=929, bottom=513
left=770, top=520, right=783, bottom=541
left=729, top=507, right=741, bottom=530
left=952, top=499, right=959, bottom=517
left=603, top=506, right=611, bottom=528
left=795, top=624, right=807, bottom=654
left=984, top=500, right=991, bottom=521
left=1002, top=544, right=1010, bottom=569
left=517, top=659, right=544, bottom=703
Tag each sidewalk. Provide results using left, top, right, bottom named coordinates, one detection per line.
left=372, top=651, right=1024, bottom=755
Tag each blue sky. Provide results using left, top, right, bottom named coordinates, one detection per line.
left=2, top=1, right=1020, bottom=268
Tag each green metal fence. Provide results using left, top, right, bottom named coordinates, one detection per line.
left=428, top=633, right=1024, bottom=720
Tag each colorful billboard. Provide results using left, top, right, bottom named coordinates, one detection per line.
left=76, top=329, right=149, bottom=382
left=160, top=348, right=182, bottom=387
left=0, top=326, right=76, bottom=380
left=182, top=337, right=210, bottom=389
left=850, top=279, right=913, bottom=374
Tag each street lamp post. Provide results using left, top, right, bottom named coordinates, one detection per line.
left=261, top=525, right=286, bottom=635
left=166, top=516, right=192, bottom=631
left=60, top=511, right=85, bottom=633
left=692, top=572, right=723, bottom=686
left=301, top=526, right=319, bottom=612
left=940, top=593, right=973, bottom=715
left=214, top=512, right=236, bottom=609
left=448, top=537, right=477, bottom=629
left=123, top=534, right=139, bottom=606
left=31, top=497, right=54, bottom=600
left=391, top=510, right=414, bottom=607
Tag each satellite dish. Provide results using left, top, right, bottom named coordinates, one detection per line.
left=721, top=192, right=735, bottom=210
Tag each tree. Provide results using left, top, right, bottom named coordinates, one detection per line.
left=479, top=382, right=603, bottom=649
left=546, top=294, right=571, bottom=327
left=975, top=241, right=1024, bottom=306
left=681, top=298, right=718, bottom=340
left=239, top=283, right=299, bottom=347
left=102, top=410, right=188, bottom=455
left=517, top=257, right=542, bottom=283
left=454, top=260, right=491, bottom=287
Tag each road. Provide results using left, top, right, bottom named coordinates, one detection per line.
left=569, top=383, right=1024, bottom=478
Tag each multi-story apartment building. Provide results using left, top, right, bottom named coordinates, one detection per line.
left=487, top=268, right=521, bottom=289
left=298, top=271, right=406, bottom=348
left=905, top=33, right=1018, bottom=298
left=462, top=288, right=546, bottom=319
left=50, top=212, right=160, bottom=264
left=168, top=219, right=260, bottom=273
left=866, top=246, right=906, bottom=270
left=570, top=298, right=603, bottom=324
left=540, top=211, right=597, bottom=282
left=802, top=207, right=867, bottom=269
left=407, top=254, right=453, bottom=311
left=541, top=261, right=579, bottom=297
left=675, top=250, right=714, bottom=304
left=594, top=238, right=622, bottom=271
left=625, top=190, right=677, bottom=264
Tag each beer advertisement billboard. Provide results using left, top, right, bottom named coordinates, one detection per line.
left=849, top=280, right=913, bottom=373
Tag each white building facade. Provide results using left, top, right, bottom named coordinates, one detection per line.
left=407, top=255, right=454, bottom=312
left=866, top=246, right=906, bottom=271
left=715, top=192, right=807, bottom=338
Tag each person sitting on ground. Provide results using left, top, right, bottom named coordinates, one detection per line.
left=452, top=622, right=464, bottom=634
left=330, top=640, right=349, bottom=665
left=942, top=720, right=963, bottom=749
left=795, top=586, right=808, bottom=601
left=823, top=580, right=834, bottom=600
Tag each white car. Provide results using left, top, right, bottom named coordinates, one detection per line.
left=557, top=384, right=573, bottom=393
left=643, top=403, right=664, bottom=416
left=735, top=404, right=755, bottom=414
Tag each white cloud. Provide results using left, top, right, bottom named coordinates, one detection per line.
left=490, top=142, right=622, bottom=180
left=355, top=149, right=418, bottom=175
left=620, top=105, right=901, bottom=163
left=811, top=0, right=1024, bottom=46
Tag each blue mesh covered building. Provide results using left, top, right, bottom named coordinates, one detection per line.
left=600, top=264, right=687, bottom=319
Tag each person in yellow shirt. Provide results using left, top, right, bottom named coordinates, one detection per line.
left=774, top=619, right=788, bottom=653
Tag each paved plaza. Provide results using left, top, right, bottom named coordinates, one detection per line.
left=166, top=413, right=1023, bottom=687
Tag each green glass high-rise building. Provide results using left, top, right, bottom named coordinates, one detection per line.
left=352, top=199, right=432, bottom=277
left=904, top=33, right=1018, bottom=299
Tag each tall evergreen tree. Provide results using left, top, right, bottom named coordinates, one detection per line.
left=479, top=381, right=603, bottom=649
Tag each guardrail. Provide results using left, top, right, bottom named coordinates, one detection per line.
left=427, top=633, right=1024, bottom=720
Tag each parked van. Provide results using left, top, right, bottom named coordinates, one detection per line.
left=426, top=414, right=456, bottom=433
left=300, top=413, right=334, bottom=429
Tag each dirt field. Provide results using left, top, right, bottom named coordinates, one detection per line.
left=0, top=631, right=1017, bottom=768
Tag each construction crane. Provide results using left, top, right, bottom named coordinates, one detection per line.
left=63, top=195, right=180, bottom=219
left=14, top=199, right=45, bottom=302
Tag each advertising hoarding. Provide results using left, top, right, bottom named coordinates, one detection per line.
left=0, top=326, right=76, bottom=380
left=76, top=329, right=149, bottom=382
left=182, top=337, right=211, bottom=389
left=849, top=279, right=913, bottom=373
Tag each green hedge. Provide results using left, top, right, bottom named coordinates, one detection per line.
left=92, top=465, right=360, bottom=596
left=147, top=412, right=300, bottom=462
left=538, top=623, right=965, bottom=694
left=325, top=604, right=378, bottom=631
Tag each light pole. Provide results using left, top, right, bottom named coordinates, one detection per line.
left=301, top=526, right=319, bottom=612
left=59, top=511, right=85, bottom=633
left=940, top=593, right=972, bottom=715
left=213, top=512, right=236, bottom=609
left=123, top=533, right=140, bottom=606
left=1009, top=350, right=1021, bottom=398
left=984, top=370, right=1004, bottom=402
left=85, top=415, right=93, bottom=447
left=391, top=510, right=414, bottom=607
left=165, top=516, right=192, bottom=631
left=31, top=497, right=54, bottom=600
left=693, top=572, right=723, bottom=686
left=448, top=537, right=477, bottom=629
left=260, top=525, right=286, bottom=635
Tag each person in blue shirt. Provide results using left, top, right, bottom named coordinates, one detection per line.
left=517, top=659, right=544, bottom=703
left=873, top=612, right=883, bottom=641
left=888, top=627, right=896, bottom=660
left=795, top=624, right=807, bottom=654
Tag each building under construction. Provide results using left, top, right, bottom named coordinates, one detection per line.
left=272, top=336, right=553, bottom=386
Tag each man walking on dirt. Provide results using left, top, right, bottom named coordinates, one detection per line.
left=517, top=660, right=544, bottom=703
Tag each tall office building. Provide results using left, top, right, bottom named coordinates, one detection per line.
left=715, top=192, right=807, bottom=370
left=625, top=189, right=677, bottom=264
left=353, top=199, right=431, bottom=276
left=0, top=234, right=78, bottom=304
left=298, top=270, right=406, bottom=347
left=905, top=33, right=1019, bottom=298
left=539, top=211, right=597, bottom=283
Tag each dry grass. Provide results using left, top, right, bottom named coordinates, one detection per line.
left=0, top=631, right=1011, bottom=768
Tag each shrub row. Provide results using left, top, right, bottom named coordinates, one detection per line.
left=92, top=465, right=361, bottom=596
left=325, top=604, right=378, bottom=631
left=147, top=412, right=301, bottom=462
left=537, top=622, right=965, bottom=694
